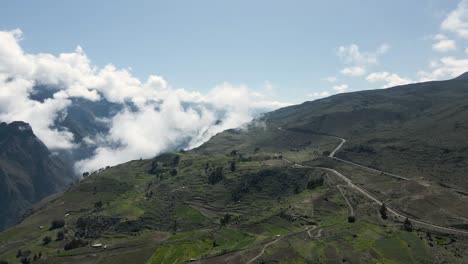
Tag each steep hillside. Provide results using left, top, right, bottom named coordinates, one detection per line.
left=268, top=78, right=468, bottom=189
left=0, top=122, right=74, bottom=230
left=1, top=78, right=468, bottom=263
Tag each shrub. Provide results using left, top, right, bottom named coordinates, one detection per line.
left=94, top=201, right=103, bottom=209
left=403, top=218, right=413, bottom=231
left=208, top=167, right=224, bottom=184
left=170, top=169, right=178, bottom=176
left=379, top=204, right=388, bottom=220
left=49, top=219, right=65, bottom=230
left=56, top=231, right=65, bottom=241
left=172, top=155, right=180, bottom=166
left=307, top=177, right=324, bottom=189
left=220, top=213, right=232, bottom=226
left=230, top=161, right=236, bottom=172
left=42, top=236, right=52, bottom=245
left=348, top=216, right=356, bottom=223
left=64, top=238, right=87, bottom=251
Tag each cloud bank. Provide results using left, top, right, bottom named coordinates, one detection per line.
left=0, top=29, right=289, bottom=173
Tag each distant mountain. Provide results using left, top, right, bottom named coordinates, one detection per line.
left=0, top=121, right=74, bottom=230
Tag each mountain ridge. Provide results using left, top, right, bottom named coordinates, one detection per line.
left=0, top=121, right=74, bottom=231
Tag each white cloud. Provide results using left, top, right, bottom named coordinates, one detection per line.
left=340, top=66, right=366, bottom=76
left=432, top=39, right=457, bottom=52
left=322, top=76, right=337, bottom=83
left=337, top=43, right=389, bottom=66
left=332, top=84, right=349, bottom=93
left=431, top=34, right=456, bottom=52
left=366, top=72, right=413, bottom=88
left=441, top=0, right=468, bottom=38
left=418, top=56, right=468, bottom=81
left=307, top=91, right=330, bottom=98
left=0, top=29, right=289, bottom=173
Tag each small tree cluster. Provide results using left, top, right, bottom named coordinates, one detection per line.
left=56, top=231, right=65, bottom=241
left=220, top=213, right=232, bottom=226
left=307, top=177, right=324, bottom=189
left=172, top=155, right=181, bottom=166
left=49, top=219, right=65, bottom=230
left=230, top=161, right=236, bottom=172
left=379, top=204, right=388, bottom=220
left=42, top=236, right=52, bottom=245
left=64, top=238, right=87, bottom=251
left=208, top=167, right=224, bottom=185
left=148, top=161, right=158, bottom=174
left=94, top=201, right=103, bottom=209
left=403, top=218, right=413, bottom=231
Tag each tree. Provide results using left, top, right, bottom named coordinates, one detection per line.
left=173, top=219, right=178, bottom=233
left=348, top=216, right=356, bottom=223
left=322, top=150, right=331, bottom=156
left=16, top=249, right=22, bottom=258
left=148, top=161, right=158, bottom=174
left=307, top=177, right=324, bottom=189
left=172, top=155, right=180, bottom=166
left=170, top=169, right=178, bottom=176
left=94, top=201, right=103, bottom=209
left=82, top=172, right=89, bottom=177
left=379, top=203, right=388, bottom=220
left=403, top=218, right=413, bottom=231
left=56, top=231, right=65, bottom=241
left=220, top=213, right=232, bottom=226
left=230, top=161, right=236, bottom=172
left=208, top=167, right=224, bottom=185
left=49, top=219, right=65, bottom=230
left=20, top=258, right=30, bottom=264
left=64, top=238, right=87, bottom=251
left=42, top=236, right=52, bottom=245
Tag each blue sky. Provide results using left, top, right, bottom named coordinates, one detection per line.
left=2, top=0, right=467, bottom=103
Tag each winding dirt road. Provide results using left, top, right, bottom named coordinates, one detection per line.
left=278, top=127, right=468, bottom=236
left=247, top=225, right=316, bottom=264
left=336, top=185, right=354, bottom=217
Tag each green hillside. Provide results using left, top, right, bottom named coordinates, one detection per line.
left=1, top=78, right=468, bottom=263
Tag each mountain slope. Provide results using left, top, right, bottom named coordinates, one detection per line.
left=0, top=121, right=74, bottom=230
left=1, top=78, right=468, bottom=263
left=268, top=78, right=468, bottom=189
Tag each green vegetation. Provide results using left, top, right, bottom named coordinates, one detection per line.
left=3, top=78, right=468, bottom=263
